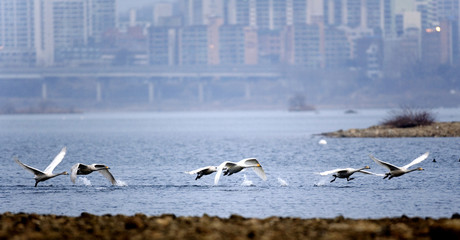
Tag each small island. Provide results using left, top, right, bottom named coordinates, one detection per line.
left=321, top=121, right=460, bottom=138
left=322, top=108, right=460, bottom=138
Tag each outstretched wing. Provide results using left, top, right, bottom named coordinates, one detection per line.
left=318, top=168, right=343, bottom=176
left=402, top=152, right=429, bottom=170
left=252, top=166, right=267, bottom=181
left=70, top=163, right=81, bottom=184
left=14, top=157, right=44, bottom=176
left=358, top=170, right=385, bottom=177
left=369, top=154, right=400, bottom=171
left=214, top=161, right=236, bottom=185
left=44, top=147, right=67, bottom=174
left=185, top=166, right=212, bottom=175
left=99, top=169, right=117, bottom=185
left=239, top=158, right=259, bottom=166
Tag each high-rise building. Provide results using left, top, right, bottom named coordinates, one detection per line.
left=149, top=27, right=178, bottom=65
left=0, top=0, right=116, bottom=66
left=0, top=0, right=37, bottom=66
left=90, top=0, right=117, bottom=44
left=181, top=0, right=224, bottom=25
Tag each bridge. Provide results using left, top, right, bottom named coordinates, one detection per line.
left=0, top=66, right=291, bottom=104
left=0, top=65, right=284, bottom=79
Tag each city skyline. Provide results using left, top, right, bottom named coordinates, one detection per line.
left=0, top=0, right=459, bottom=112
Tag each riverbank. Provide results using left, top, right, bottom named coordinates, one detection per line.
left=1, top=212, right=459, bottom=240
left=321, top=122, right=460, bottom=138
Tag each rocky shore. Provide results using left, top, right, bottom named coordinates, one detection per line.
left=1, top=212, right=459, bottom=240
left=321, top=122, right=460, bottom=138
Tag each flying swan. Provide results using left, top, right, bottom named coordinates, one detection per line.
left=319, top=166, right=382, bottom=182
left=70, top=163, right=117, bottom=185
left=185, top=166, right=218, bottom=180
left=369, top=152, right=429, bottom=179
left=14, top=147, right=68, bottom=187
left=214, top=158, right=267, bottom=185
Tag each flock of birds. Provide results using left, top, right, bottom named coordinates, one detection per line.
left=14, top=146, right=430, bottom=187
left=14, top=147, right=117, bottom=187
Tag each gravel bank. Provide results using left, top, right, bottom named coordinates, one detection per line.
left=1, top=212, right=459, bottom=240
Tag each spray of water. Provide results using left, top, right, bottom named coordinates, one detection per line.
left=78, top=177, right=92, bottom=186
left=314, top=177, right=329, bottom=187
left=115, top=180, right=127, bottom=187
left=241, top=174, right=253, bottom=186
left=277, top=177, right=288, bottom=186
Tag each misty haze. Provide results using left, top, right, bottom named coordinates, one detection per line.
left=0, top=0, right=458, bottom=113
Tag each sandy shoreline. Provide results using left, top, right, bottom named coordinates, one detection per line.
left=321, top=122, right=460, bottom=138
left=1, top=212, right=459, bottom=239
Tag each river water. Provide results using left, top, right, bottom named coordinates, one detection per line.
left=0, top=109, right=459, bottom=218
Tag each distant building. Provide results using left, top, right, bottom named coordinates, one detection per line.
left=181, top=0, right=224, bottom=26
left=422, top=21, right=453, bottom=66
left=284, top=24, right=321, bottom=67
left=219, top=25, right=257, bottom=65
left=258, top=30, right=282, bottom=64
left=149, top=27, right=178, bottom=66
left=0, top=0, right=37, bottom=66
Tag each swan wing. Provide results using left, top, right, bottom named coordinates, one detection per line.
left=369, top=154, right=400, bottom=171
left=402, top=152, right=429, bottom=170
left=99, top=169, right=117, bottom=185
left=185, top=166, right=212, bottom=175
left=70, top=163, right=81, bottom=183
left=239, top=158, right=259, bottom=167
left=44, top=147, right=67, bottom=174
left=214, top=161, right=235, bottom=185
left=14, top=157, right=45, bottom=176
left=358, top=170, right=385, bottom=176
left=252, top=166, right=267, bottom=181
left=319, top=168, right=344, bottom=176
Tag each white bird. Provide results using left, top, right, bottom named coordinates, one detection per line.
left=319, top=166, right=382, bottom=182
left=214, top=158, right=267, bottom=185
left=369, top=152, right=429, bottom=179
left=319, top=139, right=327, bottom=145
left=70, top=163, right=117, bottom=185
left=14, top=147, right=68, bottom=187
left=185, top=166, right=218, bottom=180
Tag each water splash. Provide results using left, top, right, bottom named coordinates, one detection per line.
left=115, top=180, right=127, bottom=187
left=241, top=174, right=253, bottom=186
left=314, top=177, right=329, bottom=187
left=277, top=177, right=288, bottom=186
left=78, top=177, right=92, bottom=186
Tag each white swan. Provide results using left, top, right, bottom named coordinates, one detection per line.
left=369, top=152, right=429, bottom=179
left=214, top=158, right=267, bottom=185
left=14, top=147, right=68, bottom=187
left=70, top=163, right=117, bottom=185
left=185, top=166, right=217, bottom=180
left=319, top=166, right=382, bottom=182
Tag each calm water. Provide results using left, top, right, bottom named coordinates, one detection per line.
left=0, top=109, right=459, bottom=219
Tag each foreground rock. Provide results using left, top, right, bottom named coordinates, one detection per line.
left=1, top=212, right=459, bottom=240
left=321, top=122, right=460, bottom=138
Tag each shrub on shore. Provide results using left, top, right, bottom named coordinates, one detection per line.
left=381, top=107, right=436, bottom=128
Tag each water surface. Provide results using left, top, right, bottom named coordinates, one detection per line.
left=0, top=109, right=459, bottom=218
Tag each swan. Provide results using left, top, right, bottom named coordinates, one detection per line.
left=14, top=147, right=68, bottom=187
left=70, top=163, right=117, bottom=185
left=214, top=158, right=267, bottom=185
left=319, top=166, right=381, bottom=182
left=369, top=152, right=429, bottom=179
left=185, top=166, right=217, bottom=180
